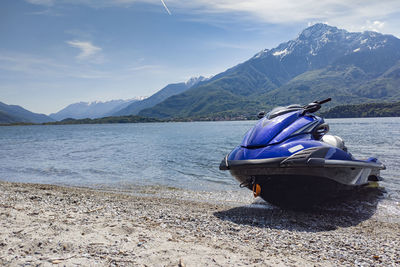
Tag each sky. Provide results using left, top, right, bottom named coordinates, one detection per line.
left=1, top=0, right=400, bottom=114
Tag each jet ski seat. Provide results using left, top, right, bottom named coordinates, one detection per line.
left=322, top=135, right=347, bottom=151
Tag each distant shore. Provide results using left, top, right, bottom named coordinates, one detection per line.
left=2, top=114, right=400, bottom=127
left=0, top=181, right=399, bottom=266
left=2, top=100, right=400, bottom=126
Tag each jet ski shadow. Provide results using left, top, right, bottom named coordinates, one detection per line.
left=213, top=186, right=385, bottom=232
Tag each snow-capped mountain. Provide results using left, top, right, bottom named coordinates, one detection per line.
left=255, top=23, right=391, bottom=60
left=252, top=23, right=399, bottom=76
left=50, top=98, right=142, bottom=121
left=113, top=76, right=208, bottom=116
left=139, top=23, right=400, bottom=119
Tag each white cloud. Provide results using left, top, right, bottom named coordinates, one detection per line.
left=0, top=53, right=108, bottom=79
left=66, top=40, right=102, bottom=60
left=174, top=0, right=400, bottom=37
left=0, top=52, right=169, bottom=81
left=25, top=0, right=54, bottom=6
left=0, top=54, right=67, bottom=75
left=23, top=0, right=400, bottom=36
left=361, top=20, right=385, bottom=32
left=128, top=65, right=162, bottom=71
left=207, top=41, right=260, bottom=50
left=169, top=1, right=399, bottom=32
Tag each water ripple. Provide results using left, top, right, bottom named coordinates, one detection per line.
left=0, top=119, right=398, bottom=203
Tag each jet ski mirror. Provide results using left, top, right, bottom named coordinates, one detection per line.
left=302, top=98, right=331, bottom=115
left=257, top=111, right=266, bottom=119
left=302, top=102, right=321, bottom=114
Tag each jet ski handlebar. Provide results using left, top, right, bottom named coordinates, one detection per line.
left=302, top=98, right=331, bottom=115
left=257, top=98, right=331, bottom=118
left=316, top=98, right=332, bottom=105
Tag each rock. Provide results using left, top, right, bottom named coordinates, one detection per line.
left=178, top=258, right=185, bottom=267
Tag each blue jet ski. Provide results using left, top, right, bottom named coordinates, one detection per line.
left=219, top=98, right=385, bottom=207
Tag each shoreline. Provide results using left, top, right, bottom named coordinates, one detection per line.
left=2, top=115, right=400, bottom=127
left=1, top=181, right=399, bottom=266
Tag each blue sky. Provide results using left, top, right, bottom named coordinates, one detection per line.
left=1, top=0, right=400, bottom=114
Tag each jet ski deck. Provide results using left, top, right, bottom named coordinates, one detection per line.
left=220, top=148, right=385, bottom=171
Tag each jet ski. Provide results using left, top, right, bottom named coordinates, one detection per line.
left=219, top=98, right=385, bottom=207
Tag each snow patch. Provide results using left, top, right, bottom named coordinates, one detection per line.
left=130, top=96, right=148, bottom=101
left=273, top=48, right=288, bottom=57
left=185, top=76, right=208, bottom=87
left=253, top=49, right=269, bottom=59
left=320, top=35, right=330, bottom=43
left=89, top=100, right=102, bottom=105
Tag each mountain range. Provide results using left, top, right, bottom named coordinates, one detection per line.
left=138, top=23, right=400, bottom=119
left=113, top=76, right=207, bottom=116
left=48, top=76, right=207, bottom=120
left=1, top=76, right=206, bottom=124
left=0, top=102, right=54, bottom=124
left=49, top=98, right=142, bottom=121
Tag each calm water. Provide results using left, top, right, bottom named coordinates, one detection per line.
left=0, top=118, right=399, bottom=200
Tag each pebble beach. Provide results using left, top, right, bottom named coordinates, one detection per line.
left=0, top=181, right=399, bottom=266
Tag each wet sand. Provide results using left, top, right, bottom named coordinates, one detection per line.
left=0, top=181, right=399, bottom=266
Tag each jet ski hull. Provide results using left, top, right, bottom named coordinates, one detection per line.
left=221, top=155, right=385, bottom=186
left=220, top=146, right=385, bottom=206
left=236, top=174, right=360, bottom=208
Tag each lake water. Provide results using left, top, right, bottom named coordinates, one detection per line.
left=0, top=118, right=399, bottom=201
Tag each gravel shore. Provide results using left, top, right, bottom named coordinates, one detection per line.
left=0, top=181, right=399, bottom=266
